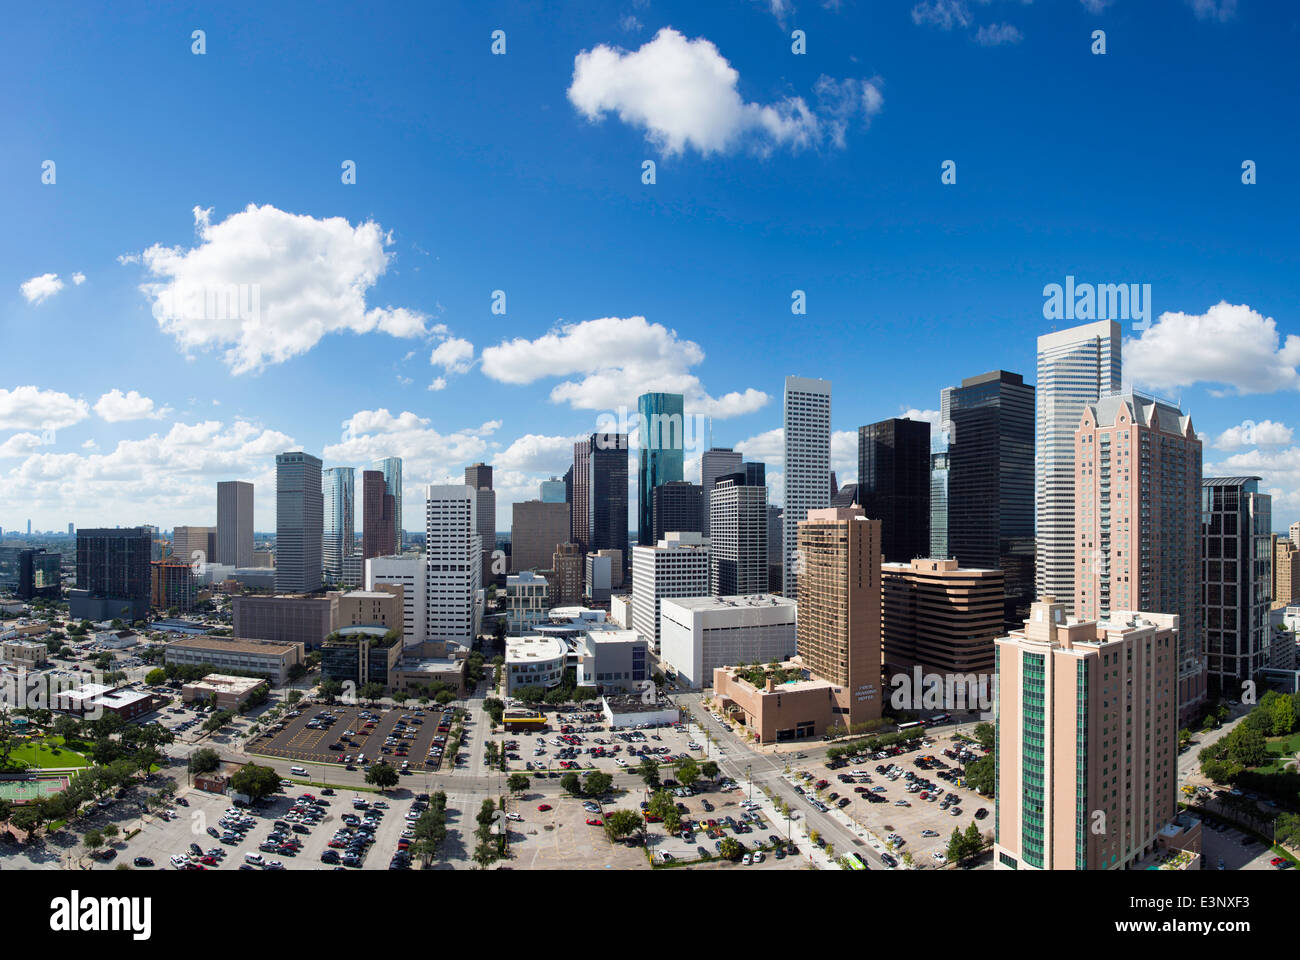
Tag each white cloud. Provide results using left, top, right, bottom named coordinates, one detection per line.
left=912, top=1, right=973, bottom=29
left=569, top=28, right=878, bottom=157
left=94, top=389, right=164, bottom=423
left=495, top=433, right=586, bottom=474
left=1205, top=446, right=1300, bottom=521
left=81, top=439, right=97, bottom=450
left=734, top=426, right=858, bottom=506
left=1126, top=302, right=1300, bottom=395
left=1211, top=419, right=1294, bottom=451
left=1188, top=0, right=1236, bottom=21
left=813, top=76, right=885, bottom=148
left=131, top=204, right=429, bottom=374
left=20, top=273, right=64, bottom=304
left=1, top=418, right=293, bottom=530
left=975, top=22, right=1022, bottom=45
left=619, top=14, right=643, bottom=32
left=430, top=337, right=475, bottom=375
left=900, top=407, right=942, bottom=431
left=324, top=409, right=501, bottom=480
left=116, top=253, right=141, bottom=265
left=1079, top=0, right=1114, bottom=12
left=71, top=272, right=86, bottom=286
left=428, top=377, right=447, bottom=392
left=480, top=316, right=768, bottom=418
left=0, top=432, right=53, bottom=459
left=0, top=386, right=89, bottom=432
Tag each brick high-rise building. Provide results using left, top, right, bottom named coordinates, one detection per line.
left=795, top=506, right=882, bottom=726
left=510, top=500, right=569, bottom=574
left=552, top=542, right=583, bottom=606
left=881, top=557, right=1004, bottom=676
left=1075, top=395, right=1203, bottom=725
left=1275, top=535, right=1300, bottom=606
left=70, top=527, right=153, bottom=621
left=994, top=597, right=1180, bottom=871
left=362, top=469, right=396, bottom=560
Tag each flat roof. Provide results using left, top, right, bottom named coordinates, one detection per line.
left=506, top=635, right=568, bottom=661
left=662, top=593, right=795, bottom=612
left=167, top=635, right=300, bottom=655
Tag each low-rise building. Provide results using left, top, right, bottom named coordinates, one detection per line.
left=182, top=673, right=268, bottom=709
left=164, top=635, right=305, bottom=685
left=232, top=593, right=339, bottom=650
left=0, top=640, right=48, bottom=669
left=506, top=572, right=549, bottom=636
left=659, top=594, right=796, bottom=689
left=321, top=628, right=404, bottom=691
left=505, top=634, right=568, bottom=694
left=392, top=641, right=467, bottom=695
left=54, top=682, right=156, bottom=720
left=711, top=660, right=847, bottom=743
left=600, top=693, right=677, bottom=729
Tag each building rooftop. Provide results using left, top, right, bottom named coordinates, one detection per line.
left=662, top=593, right=795, bottom=612
left=506, top=635, right=568, bottom=661
left=167, top=635, right=301, bottom=655
left=601, top=694, right=675, bottom=714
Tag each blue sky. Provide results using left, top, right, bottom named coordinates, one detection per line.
left=3, top=0, right=1300, bottom=534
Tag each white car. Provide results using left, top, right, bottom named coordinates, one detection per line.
left=614, top=758, right=628, bottom=767
left=506, top=812, right=523, bottom=822
left=170, top=855, right=188, bottom=867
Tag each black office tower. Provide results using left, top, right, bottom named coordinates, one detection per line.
left=652, top=481, right=703, bottom=543
left=947, top=370, right=1035, bottom=630
left=857, top=418, right=930, bottom=563
left=69, top=527, right=152, bottom=621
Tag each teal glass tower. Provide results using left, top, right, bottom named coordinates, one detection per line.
left=637, top=392, right=685, bottom=546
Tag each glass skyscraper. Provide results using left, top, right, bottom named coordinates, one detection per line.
left=637, top=392, right=685, bottom=546
left=322, top=466, right=355, bottom=582
left=374, top=456, right=403, bottom=549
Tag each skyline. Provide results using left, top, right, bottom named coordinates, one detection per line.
left=4, top=1, right=1300, bottom=533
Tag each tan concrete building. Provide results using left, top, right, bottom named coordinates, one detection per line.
left=511, top=500, right=570, bottom=574
left=0, top=640, right=48, bottom=669
left=164, top=635, right=305, bottom=684
left=596, top=549, right=624, bottom=589
left=172, top=526, right=216, bottom=565
left=796, top=506, right=883, bottom=726
left=712, top=661, right=846, bottom=743
left=994, top=597, right=1179, bottom=871
left=1274, top=535, right=1299, bottom=606
left=182, top=673, right=268, bottom=709
left=1075, top=394, right=1203, bottom=725
left=881, top=558, right=1004, bottom=676
left=334, top=585, right=404, bottom=632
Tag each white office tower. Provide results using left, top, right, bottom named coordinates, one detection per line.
left=631, top=532, right=710, bottom=652
left=1035, top=321, right=1121, bottom=613
left=782, top=376, right=832, bottom=598
left=700, top=447, right=743, bottom=536
left=709, top=475, right=768, bottom=597
left=322, top=467, right=355, bottom=582
left=274, top=452, right=323, bottom=593
left=365, top=553, right=427, bottom=647
left=424, top=484, right=482, bottom=647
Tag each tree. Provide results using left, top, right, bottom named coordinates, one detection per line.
left=966, top=754, right=994, bottom=796
left=973, top=722, right=995, bottom=750
left=604, top=809, right=643, bottom=842
left=637, top=756, right=661, bottom=790
left=145, top=668, right=167, bottom=686
left=507, top=773, right=530, bottom=796
left=677, top=757, right=700, bottom=788
left=286, top=690, right=303, bottom=705
left=560, top=772, right=581, bottom=796
left=319, top=679, right=343, bottom=703
left=718, top=836, right=742, bottom=861
left=700, top=760, right=719, bottom=781
left=472, top=839, right=497, bottom=870
left=365, top=762, right=399, bottom=793
left=483, top=698, right=505, bottom=723
left=946, top=827, right=965, bottom=864
left=84, top=829, right=104, bottom=852
left=229, top=763, right=281, bottom=801
left=582, top=771, right=613, bottom=797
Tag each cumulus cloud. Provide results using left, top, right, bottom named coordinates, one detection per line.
left=480, top=316, right=768, bottom=418
left=0, top=386, right=89, bottom=432
left=1205, top=446, right=1300, bottom=520
left=427, top=377, right=447, bottom=392
left=130, top=204, right=429, bottom=374
left=94, top=389, right=165, bottom=423
left=430, top=337, right=475, bottom=376
left=495, top=433, right=586, bottom=474
left=71, top=272, right=86, bottom=285
left=324, top=409, right=501, bottom=479
left=1126, top=302, right=1300, bottom=396
left=1211, top=419, right=1294, bottom=451
left=0, top=433, right=54, bottom=459
left=735, top=426, right=858, bottom=506
left=1, top=418, right=293, bottom=529
left=20, top=273, right=64, bottom=304
left=568, top=28, right=880, bottom=157
left=912, top=0, right=974, bottom=29
left=975, top=22, right=1022, bottom=45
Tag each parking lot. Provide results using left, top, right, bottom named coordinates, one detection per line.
left=104, top=780, right=421, bottom=871
left=1199, top=815, right=1290, bottom=871
left=248, top=703, right=459, bottom=778
left=502, top=793, right=647, bottom=870
left=635, top=778, right=803, bottom=868
left=493, top=710, right=705, bottom=778
left=795, top=731, right=992, bottom=868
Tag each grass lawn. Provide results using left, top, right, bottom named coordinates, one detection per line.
left=0, top=736, right=92, bottom=770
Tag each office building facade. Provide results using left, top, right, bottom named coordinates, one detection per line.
left=424, top=484, right=483, bottom=646
left=70, top=527, right=152, bottom=621
left=652, top=481, right=703, bottom=543
left=1075, top=395, right=1204, bottom=724
left=465, top=462, right=497, bottom=586
left=374, top=457, right=403, bottom=550
left=1036, top=320, right=1123, bottom=612
left=994, top=598, right=1179, bottom=871
left=709, top=473, right=768, bottom=598
left=511, top=500, right=570, bottom=573
left=1201, top=478, right=1272, bottom=696
left=322, top=466, right=355, bottom=582
left=275, top=452, right=323, bottom=594
left=783, top=376, right=832, bottom=598
left=857, top=417, right=931, bottom=564
left=362, top=469, right=397, bottom=560
left=701, top=447, right=743, bottom=536
left=631, top=532, right=710, bottom=651
left=216, top=480, right=254, bottom=568
left=881, top=557, right=1004, bottom=677
left=637, top=392, right=686, bottom=546
left=365, top=554, right=427, bottom=647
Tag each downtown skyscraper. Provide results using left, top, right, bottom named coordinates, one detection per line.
left=1036, top=320, right=1122, bottom=612
left=362, top=469, right=396, bottom=560
left=425, top=484, right=482, bottom=645
left=701, top=447, right=743, bottom=536
left=464, top=462, right=496, bottom=583
left=783, top=376, right=831, bottom=598
left=637, top=392, right=685, bottom=546
left=857, top=417, right=930, bottom=564
left=572, top=432, right=628, bottom=562
left=373, top=457, right=403, bottom=549
left=708, top=471, right=768, bottom=597
left=1075, top=394, right=1204, bottom=724
left=275, top=451, right=323, bottom=593
left=322, top=467, right=354, bottom=582
left=216, top=480, right=254, bottom=568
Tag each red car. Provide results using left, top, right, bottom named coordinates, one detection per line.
left=537, top=804, right=552, bottom=812
left=199, top=856, right=218, bottom=865
left=645, top=814, right=662, bottom=823
left=585, top=818, right=603, bottom=827
left=1270, top=856, right=1288, bottom=867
